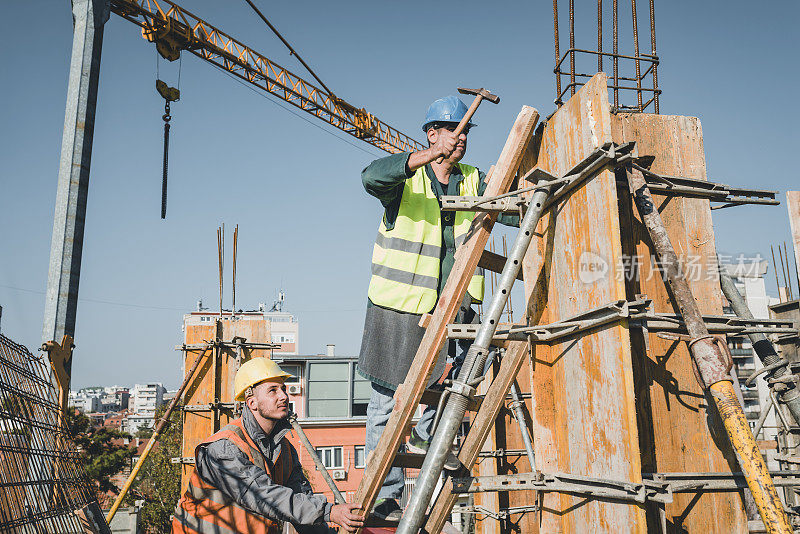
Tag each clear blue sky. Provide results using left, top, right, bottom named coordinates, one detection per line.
left=1, top=0, right=798, bottom=389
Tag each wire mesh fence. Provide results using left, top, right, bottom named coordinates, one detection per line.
left=0, top=333, right=99, bottom=533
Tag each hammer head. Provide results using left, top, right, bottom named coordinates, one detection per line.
left=458, top=87, right=500, bottom=104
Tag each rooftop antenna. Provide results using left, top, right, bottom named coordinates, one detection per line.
left=271, top=289, right=285, bottom=312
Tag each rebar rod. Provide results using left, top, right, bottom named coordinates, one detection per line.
left=779, top=246, right=790, bottom=300
left=569, top=0, right=576, bottom=97
left=396, top=186, right=551, bottom=534
left=106, top=346, right=211, bottom=522
left=553, top=0, right=562, bottom=102
left=627, top=166, right=791, bottom=533
left=612, top=0, right=619, bottom=108
left=719, top=270, right=800, bottom=427
left=288, top=414, right=345, bottom=504
left=597, top=0, right=603, bottom=72
left=648, top=0, right=659, bottom=113
left=630, top=0, right=643, bottom=110
left=772, top=246, right=782, bottom=300
left=784, top=242, right=794, bottom=299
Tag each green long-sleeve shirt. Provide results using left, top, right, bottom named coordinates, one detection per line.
left=362, top=152, right=519, bottom=295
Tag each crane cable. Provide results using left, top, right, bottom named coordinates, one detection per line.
left=240, top=0, right=334, bottom=96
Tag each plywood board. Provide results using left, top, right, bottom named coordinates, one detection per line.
left=612, top=112, right=748, bottom=532
left=180, top=317, right=272, bottom=493
left=513, top=73, right=646, bottom=533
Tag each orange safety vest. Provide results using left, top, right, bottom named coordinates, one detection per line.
left=172, top=418, right=293, bottom=534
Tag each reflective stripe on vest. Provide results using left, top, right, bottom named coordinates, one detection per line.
left=368, top=162, right=485, bottom=314
left=171, top=418, right=292, bottom=534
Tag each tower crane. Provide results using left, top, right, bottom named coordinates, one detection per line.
left=109, top=0, right=424, bottom=154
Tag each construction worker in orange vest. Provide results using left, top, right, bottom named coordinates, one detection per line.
left=172, top=358, right=365, bottom=533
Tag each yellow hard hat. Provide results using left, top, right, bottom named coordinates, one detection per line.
left=234, top=358, right=293, bottom=401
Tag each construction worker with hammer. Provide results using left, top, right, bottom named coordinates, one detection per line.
left=357, top=91, right=516, bottom=521
left=172, top=358, right=365, bottom=533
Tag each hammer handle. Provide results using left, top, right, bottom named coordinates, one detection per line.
left=434, top=94, right=484, bottom=164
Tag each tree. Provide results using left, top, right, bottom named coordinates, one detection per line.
left=67, top=408, right=134, bottom=497
left=128, top=404, right=183, bottom=532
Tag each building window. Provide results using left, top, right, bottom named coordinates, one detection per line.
left=280, top=364, right=301, bottom=384
left=352, top=368, right=370, bottom=417
left=316, top=446, right=343, bottom=469
left=307, top=362, right=349, bottom=418
left=354, top=446, right=366, bottom=469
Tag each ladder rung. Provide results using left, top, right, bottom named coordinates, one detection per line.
left=393, top=451, right=425, bottom=469
left=365, top=516, right=400, bottom=528
left=479, top=249, right=523, bottom=280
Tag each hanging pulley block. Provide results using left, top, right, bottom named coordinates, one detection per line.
left=156, top=79, right=180, bottom=102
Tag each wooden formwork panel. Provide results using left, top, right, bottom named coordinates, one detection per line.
left=180, top=318, right=272, bottom=493
left=510, top=73, right=646, bottom=533
left=612, top=113, right=748, bottom=532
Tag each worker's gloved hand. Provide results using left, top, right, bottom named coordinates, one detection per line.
left=329, top=503, right=365, bottom=533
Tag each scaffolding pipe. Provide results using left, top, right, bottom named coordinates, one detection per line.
left=719, top=270, right=800, bottom=427
left=509, top=380, right=536, bottom=470
left=288, top=413, right=345, bottom=504
left=627, top=166, right=791, bottom=533
left=396, top=185, right=551, bottom=534
left=106, top=346, right=210, bottom=522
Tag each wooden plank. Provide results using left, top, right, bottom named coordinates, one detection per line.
left=612, top=112, right=748, bottom=533
left=788, top=191, right=800, bottom=286
left=512, top=73, right=646, bottom=533
left=352, top=106, right=540, bottom=524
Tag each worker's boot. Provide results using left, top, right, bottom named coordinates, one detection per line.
left=372, top=498, right=403, bottom=522
left=407, top=428, right=462, bottom=471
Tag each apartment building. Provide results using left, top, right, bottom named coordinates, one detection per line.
left=720, top=258, right=779, bottom=445
left=130, top=383, right=166, bottom=433
left=272, top=347, right=370, bottom=503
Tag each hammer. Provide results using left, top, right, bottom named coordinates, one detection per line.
left=435, top=87, right=500, bottom=163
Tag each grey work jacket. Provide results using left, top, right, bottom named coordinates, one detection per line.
left=195, top=409, right=333, bottom=532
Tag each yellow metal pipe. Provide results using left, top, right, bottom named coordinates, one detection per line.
left=106, top=345, right=210, bottom=523
left=710, top=380, right=792, bottom=533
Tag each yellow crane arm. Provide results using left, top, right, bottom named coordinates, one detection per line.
left=109, top=0, right=424, bottom=154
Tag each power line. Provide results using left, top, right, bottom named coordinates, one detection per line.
left=0, top=285, right=363, bottom=314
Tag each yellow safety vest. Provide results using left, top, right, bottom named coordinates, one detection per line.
left=368, top=163, right=485, bottom=314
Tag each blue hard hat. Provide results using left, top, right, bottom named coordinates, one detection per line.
left=421, top=95, right=476, bottom=132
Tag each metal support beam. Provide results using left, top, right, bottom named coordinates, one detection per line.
left=42, top=0, right=108, bottom=381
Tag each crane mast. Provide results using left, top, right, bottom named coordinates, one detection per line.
left=110, top=0, right=424, bottom=154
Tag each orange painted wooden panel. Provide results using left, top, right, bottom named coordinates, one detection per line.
left=512, top=73, right=646, bottom=533
left=612, top=112, right=748, bottom=532
left=180, top=317, right=272, bottom=493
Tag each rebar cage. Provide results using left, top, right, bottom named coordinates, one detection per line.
left=553, top=0, right=661, bottom=113
left=0, top=334, right=98, bottom=532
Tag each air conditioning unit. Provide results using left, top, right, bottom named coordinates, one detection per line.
left=287, top=384, right=302, bottom=395
left=331, top=470, right=346, bottom=480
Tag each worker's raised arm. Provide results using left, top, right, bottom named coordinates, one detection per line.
left=195, top=441, right=331, bottom=527
left=361, top=152, right=414, bottom=207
